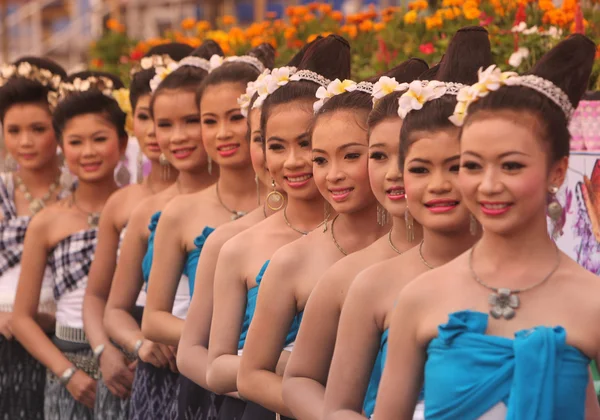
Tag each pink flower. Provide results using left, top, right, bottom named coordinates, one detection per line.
left=419, top=43, right=435, bottom=55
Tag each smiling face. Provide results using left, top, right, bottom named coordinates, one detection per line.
left=403, top=128, right=469, bottom=233
left=153, top=89, right=209, bottom=172
left=248, top=107, right=270, bottom=187
left=312, top=109, right=376, bottom=214
left=264, top=101, right=318, bottom=201
left=133, top=95, right=160, bottom=161
left=3, top=103, right=58, bottom=171
left=200, top=82, right=251, bottom=170
left=459, top=113, right=567, bottom=236
left=368, top=117, right=405, bottom=218
left=61, top=113, right=124, bottom=182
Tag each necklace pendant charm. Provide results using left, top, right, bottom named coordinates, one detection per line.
left=29, top=199, right=44, bottom=215
left=87, top=213, right=100, bottom=228
left=488, top=288, right=519, bottom=320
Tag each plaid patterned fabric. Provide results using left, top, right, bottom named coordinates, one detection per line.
left=0, top=173, right=31, bottom=278
left=49, top=228, right=98, bottom=300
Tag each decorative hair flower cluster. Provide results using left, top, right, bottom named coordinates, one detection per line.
left=372, top=76, right=409, bottom=104
left=0, top=62, right=63, bottom=110
left=397, top=80, right=448, bottom=119
left=313, top=79, right=373, bottom=112
left=447, top=65, right=574, bottom=127
left=130, top=54, right=175, bottom=77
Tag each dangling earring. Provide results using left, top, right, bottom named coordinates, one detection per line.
left=405, top=207, right=414, bottom=242
left=377, top=204, right=389, bottom=226
left=266, top=179, right=284, bottom=211
left=255, top=175, right=261, bottom=205
left=159, top=153, right=171, bottom=181
left=323, top=202, right=331, bottom=232
left=207, top=156, right=213, bottom=176
left=3, top=153, right=17, bottom=172
left=469, top=214, right=480, bottom=236
left=60, top=164, right=74, bottom=191
left=115, top=156, right=131, bottom=186
left=547, top=185, right=563, bottom=239
left=136, top=151, right=144, bottom=184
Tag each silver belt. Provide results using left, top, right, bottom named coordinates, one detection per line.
left=55, top=324, right=88, bottom=344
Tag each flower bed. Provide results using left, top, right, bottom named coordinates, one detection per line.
left=89, top=1, right=600, bottom=88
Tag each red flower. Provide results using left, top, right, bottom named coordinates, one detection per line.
left=479, top=12, right=493, bottom=26
left=130, top=49, right=144, bottom=61
left=419, top=43, right=435, bottom=55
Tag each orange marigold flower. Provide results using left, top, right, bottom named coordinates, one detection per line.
left=463, top=7, right=480, bottom=19
left=331, top=10, right=344, bottom=21
left=284, top=27, right=297, bottom=40
left=222, top=15, right=237, bottom=25
left=106, top=18, right=125, bottom=33
left=374, top=22, right=386, bottom=31
left=404, top=10, right=418, bottom=24
left=266, top=11, right=278, bottom=19
left=340, top=24, right=358, bottom=39
left=307, top=33, right=319, bottom=43
left=291, top=16, right=301, bottom=26
left=425, top=14, right=443, bottom=29
left=294, top=6, right=309, bottom=16
left=304, top=13, right=316, bottom=22
left=188, top=38, right=201, bottom=48
left=181, top=18, right=196, bottom=30
left=319, top=3, right=333, bottom=15
left=359, top=19, right=374, bottom=31
left=308, top=2, right=320, bottom=11
left=196, top=20, right=211, bottom=32
left=409, top=0, right=429, bottom=11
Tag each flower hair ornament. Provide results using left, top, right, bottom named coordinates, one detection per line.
left=0, top=62, right=63, bottom=110
left=449, top=65, right=575, bottom=127
left=372, top=76, right=409, bottom=104
left=149, top=56, right=211, bottom=92
left=397, top=80, right=465, bottom=119
left=238, top=69, right=273, bottom=117
left=208, top=54, right=266, bottom=73
left=130, top=54, right=176, bottom=77
left=313, top=79, right=373, bottom=113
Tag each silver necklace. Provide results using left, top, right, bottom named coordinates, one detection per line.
left=71, top=192, right=101, bottom=228
left=388, top=230, right=402, bottom=254
left=216, top=182, right=247, bottom=221
left=330, top=215, right=348, bottom=256
left=283, top=207, right=328, bottom=236
left=469, top=245, right=561, bottom=320
left=14, top=174, right=60, bottom=215
left=419, top=240, right=434, bottom=269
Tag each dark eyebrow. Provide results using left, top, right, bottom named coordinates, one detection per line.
left=462, top=151, right=530, bottom=159
left=444, top=154, right=461, bottom=164
left=339, top=142, right=367, bottom=151
left=312, top=148, right=327, bottom=154
left=267, top=136, right=286, bottom=143
left=408, top=157, right=431, bottom=165
left=226, top=108, right=242, bottom=115
left=369, top=143, right=386, bottom=148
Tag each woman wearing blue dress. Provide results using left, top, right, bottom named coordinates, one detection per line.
left=323, top=26, right=491, bottom=420
left=103, top=41, right=220, bottom=420
left=374, top=34, right=600, bottom=420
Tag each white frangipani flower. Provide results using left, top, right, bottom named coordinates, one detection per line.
left=209, top=54, right=224, bottom=71
left=397, top=80, right=446, bottom=119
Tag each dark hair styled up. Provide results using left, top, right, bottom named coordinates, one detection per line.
left=0, top=57, right=67, bottom=122
left=399, top=26, right=493, bottom=168
left=53, top=73, right=127, bottom=143
left=464, top=34, right=595, bottom=163
left=197, top=43, right=275, bottom=104
left=129, top=42, right=194, bottom=111
left=260, top=35, right=352, bottom=136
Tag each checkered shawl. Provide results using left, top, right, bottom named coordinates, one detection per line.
left=48, top=227, right=98, bottom=300
left=0, top=173, right=31, bottom=278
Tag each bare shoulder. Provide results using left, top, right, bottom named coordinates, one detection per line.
left=268, top=236, right=308, bottom=272
left=129, top=187, right=175, bottom=224
left=105, top=184, right=150, bottom=211
left=206, top=221, right=249, bottom=255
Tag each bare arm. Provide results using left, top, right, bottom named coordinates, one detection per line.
left=237, top=250, right=298, bottom=417
left=370, top=284, right=425, bottom=420
left=323, top=273, right=384, bottom=420
left=282, top=266, right=347, bottom=420
left=178, top=227, right=239, bottom=389
left=141, top=202, right=186, bottom=348
left=206, top=239, right=248, bottom=394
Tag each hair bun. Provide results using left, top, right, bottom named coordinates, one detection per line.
left=67, top=71, right=125, bottom=89
left=192, top=40, right=224, bottom=60
left=530, top=34, right=595, bottom=108
left=248, top=43, right=276, bottom=70
left=287, top=36, right=323, bottom=67
left=436, top=26, right=493, bottom=85
left=368, top=57, right=428, bottom=84
left=146, top=43, right=194, bottom=61
left=297, top=34, right=351, bottom=81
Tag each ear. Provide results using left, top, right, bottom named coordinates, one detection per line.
left=548, top=156, right=568, bottom=189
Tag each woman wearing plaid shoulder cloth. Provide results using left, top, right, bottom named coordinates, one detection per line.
left=11, top=70, right=127, bottom=419
left=0, top=56, right=71, bottom=420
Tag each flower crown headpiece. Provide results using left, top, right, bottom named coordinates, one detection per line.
left=208, top=54, right=266, bottom=73
left=0, top=62, right=63, bottom=110
left=149, top=56, right=212, bottom=92
left=57, top=77, right=131, bottom=122
left=238, top=69, right=273, bottom=117
left=313, top=79, right=373, bottom=113
left=372, top=76, right=409, bottom=105
left=397, top=80, right=465, bottom=119
left=449, top=65, right=574, bottom=126
left=130, top=54, right=176, bottom=77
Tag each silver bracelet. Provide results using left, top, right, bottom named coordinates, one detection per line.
left=92, top=344, right=105, bottom=363
left=133, top=339, right=143, bottom=359
left=59, top=366, right=77, bottom=386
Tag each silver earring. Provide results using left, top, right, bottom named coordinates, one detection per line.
left=115, top=156, right=130, bottom=186
left=60, top=164, right=75, bottom=191
left=405, top=207, right=414, bottom=242
left=3, top=154, right=17, bottom=172
left=137, top=151, right=144, bottom=184
left=159, top=153, right=171, bottom=181
left=207, top=156, right=213, bottom=175
left=255, top=175, right=261, bottom=205
left=469, top=214, right=480, bottom=236
left=377, top=204, right=389, bottom=226
left=547, top=185, right=563, bottom=238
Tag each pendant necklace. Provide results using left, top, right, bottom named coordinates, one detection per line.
left=330, top=215, right=348, bottom=256
left=419, top=240, right=434, bottom=269
left=469, top=245, right=561, bottom=320
left=15, top=174, right=60, bottom=215
left=216, top=182, right=247, bottom=221
left=283, top=207, right=328, bottom=236
left=388, top=230, right=403, bottom=255
left=71, top=192, right=101, bottom=228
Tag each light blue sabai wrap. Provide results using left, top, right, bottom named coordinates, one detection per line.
left=141, top=211, right=161, bottom=284
left=237, top=260, right=304, bottom=350
left=184, top=226, right=215, bottom=297
left=424, top=310, right=589, bottom=420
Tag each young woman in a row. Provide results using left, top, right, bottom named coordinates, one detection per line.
left=0, top=56, right=68, bottom=419
left=103, top=41, right=222, bottom=419
left=375, top=34, right=600, bottom=420
left=82, top=42, right=191, bottom=419
left=140, top=43, right=276, bottom=419
left=12, top=71, right=127, bottom=419
left=323, top=26, right=492, bottom=420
